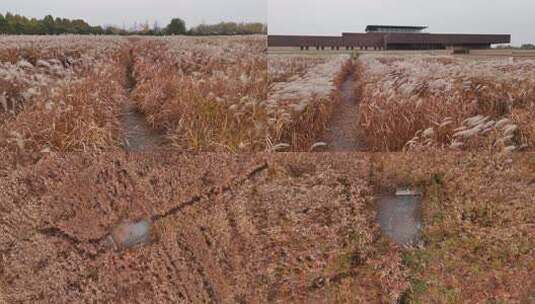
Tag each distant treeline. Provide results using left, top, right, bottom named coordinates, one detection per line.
left=163, top=18, right=267, bottom=35
left=188, top=22, right=267, bottom=36
left=0, top=13, right=103, bottom=35
left=0, top=13, right=267, bottom=36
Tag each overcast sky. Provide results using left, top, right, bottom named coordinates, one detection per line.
left=1, top=0, right=266, bottom=29
left=269, top=0, right=534, bottom=46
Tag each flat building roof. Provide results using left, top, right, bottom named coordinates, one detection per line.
left=366, top=25, right=428, bottom=33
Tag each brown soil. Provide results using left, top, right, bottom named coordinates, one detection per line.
left=0, top=153, right=405, bottom=304
left=320, top=73, right=367, bottom=151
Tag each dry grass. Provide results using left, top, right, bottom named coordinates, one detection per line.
left=128, top=36, right=269, bottom=152
left=357, top=55, right=535, bottom=152
left=0, top=36, right=130, bottom=152
left=371, top=153, right=535, bottom=303
left=1, top=153, right=407, bottom=303
left=0, top=55, right=126, bottom=152
left=0, top=36, right=273, bottom=152
left=0, top=36, right=126, bottom=118
left=2, top=152, right=533, bottom=302
left=268, top=55, right=329, bottom=83
left=3, top=38, right=535, bottom=153
left=128, top=37, right=349, bottom=152
left=266, top=54, right=353, bottom=151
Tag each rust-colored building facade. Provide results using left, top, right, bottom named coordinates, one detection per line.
left=268, top=25, right=511, bottom=51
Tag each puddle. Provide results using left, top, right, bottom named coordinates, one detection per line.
left=376, top=190, right=422, bottom=246
left=109, top=219, right=152, bottom=250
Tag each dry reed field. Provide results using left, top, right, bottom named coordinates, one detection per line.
left=267, top=54, right=353, bottom=151
left=1, top=153, right=406, bottom=303
left=130, top=39, right=352, bottom=152
left=1, top=37, right=362, bottom=152
left=267, top=52, right=535, bottom=153
left=2, top=152, right=533, bottom=303
left=358, top=55, right=535, bottom=152
left=371, top=153, right=534, bottom=303
left=130, top=36, right=269, bottom=152
left=268, top=55, right=330, bottom=83
left=2, top=37, right=535, bottom=153
left=0, top=35, right=270, bottom=152
left=1, top=35, right=533, bottom=303
left=0, top=36, right=129, bottom=152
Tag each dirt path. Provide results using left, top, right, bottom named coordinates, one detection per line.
left=119, top=46, right=167, bottom=151
left=319, top=71, right=367, bottom=151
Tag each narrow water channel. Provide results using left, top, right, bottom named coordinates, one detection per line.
left=119, top=45, right=167, bottom=152
left=320, top=71, right=367, bottom=151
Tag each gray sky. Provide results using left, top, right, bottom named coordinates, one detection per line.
left=1, top=0, right=266, bottom=29
left=269, top=0, right=534, bottom=46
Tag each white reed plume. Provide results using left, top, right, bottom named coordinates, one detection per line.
left=310, top=142, right=328, bottom=151
left=271, top=143, right=291, bottom=152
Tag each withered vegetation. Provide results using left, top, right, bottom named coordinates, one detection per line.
left=2, top=153, right=533, bottom=303
left=371, top=153, right=535, bottom=303
left=357, top=55, right=535, bottom=152
left=1, top=153, right=406, bottom=303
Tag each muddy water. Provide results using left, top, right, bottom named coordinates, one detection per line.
left=320, top=73, right=367, bottom=151
left=120, top=103, right=167, bottom=151
left=376, top=193, right=422, bottom=246
left=119, top=46, right=167, bottom=152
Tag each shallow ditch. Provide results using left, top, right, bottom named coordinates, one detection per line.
left=376, top=189, right=424, bottom=303
left=319, top=66, right=367, bottom=151
left=119, top=45, right=167, bottom=152
left=120, top=103, right=167, bottom=151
